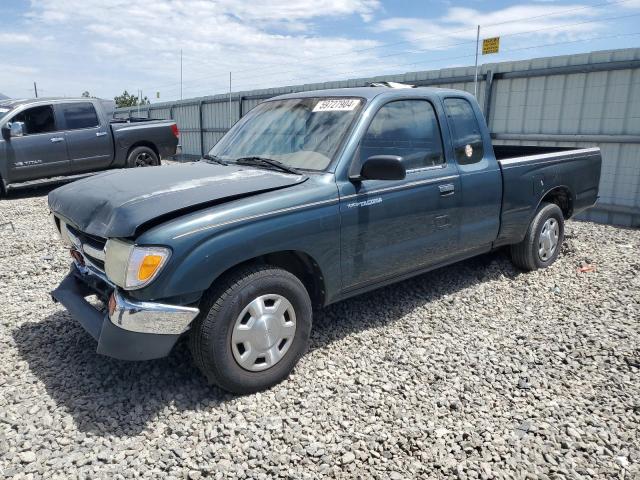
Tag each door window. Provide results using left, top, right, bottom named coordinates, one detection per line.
left=10, top=105, right=57, bottom=135
left=359, top=100, right=445, bottom=171
left=61, top=102, right=100, bottom=130
left=443, top=98, right=484, bottom=165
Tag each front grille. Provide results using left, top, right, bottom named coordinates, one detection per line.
left=65, top=224, right=107, bottom=271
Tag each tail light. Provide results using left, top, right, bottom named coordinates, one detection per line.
left=170, top=124, right=179, bottom=138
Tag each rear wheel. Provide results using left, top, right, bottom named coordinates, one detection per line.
left=126, top=146, right=159, bottom=168
left=189, top=265, right=312, bottom=394
left=510, top=202, right=564, bottom=271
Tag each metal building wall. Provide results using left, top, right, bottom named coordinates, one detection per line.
left=115, top=47, right=640, bottom=227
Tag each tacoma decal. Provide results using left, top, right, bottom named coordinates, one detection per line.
left=347, top=197, right=382, bottom=209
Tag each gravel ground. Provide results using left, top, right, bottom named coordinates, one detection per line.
left=0, top=185, right=638, bottom=480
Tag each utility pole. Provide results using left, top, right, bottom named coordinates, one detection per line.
left=33, top=82, right=38, bottom=98
left=229, top=72, right=232, bottom=127
left=180, top=49, right=183, bottom=100
left=473, top=25, right=480, bottom=98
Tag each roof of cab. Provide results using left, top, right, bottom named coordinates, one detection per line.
left=271, top=86, right=471, bottom=102
left=0, top=97, right=103, bottom=109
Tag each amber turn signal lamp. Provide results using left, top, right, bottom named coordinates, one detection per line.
left=137, top=254, right=164, bottom=281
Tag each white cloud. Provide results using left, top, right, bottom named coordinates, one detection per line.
left=378, top=3, right=605, bottom=50
left=0, top=33, right=34, bottom=44
left=11, top=0, right=386, bottom=99
left=92, top=42, right=127, bottom=56
left=2, top=64, right=39, bottom=75
left=216, top=0, right=380, bottom=22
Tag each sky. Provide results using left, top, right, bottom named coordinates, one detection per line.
left=1, top=0, right=640, bottom=102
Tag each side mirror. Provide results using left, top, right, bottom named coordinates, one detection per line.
left=10, top=121, right=25, bottom=138
left=2, top=121, right=25, bottom=140
left=352, top=155, right=406, bottom=181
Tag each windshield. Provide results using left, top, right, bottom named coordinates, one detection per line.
left=209, top=97, right=363, bottom=171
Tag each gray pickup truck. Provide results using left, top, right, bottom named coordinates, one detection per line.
left=48, top=86, right=601, bottom=393
left=0, top=97, right=179, bottom=193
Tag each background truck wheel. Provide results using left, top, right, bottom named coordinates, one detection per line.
left=189, top=264, right=312, bottom=394
left=127, top=146, right=159, bottom=167
left=510, top=202, right=565, bottom=271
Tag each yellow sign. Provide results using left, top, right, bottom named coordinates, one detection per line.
left=482, top=37, right=500, bottom=55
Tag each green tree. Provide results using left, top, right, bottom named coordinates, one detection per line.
left=81, top=91, right=91, bottom=98
left=114, top=90, right=150, bottom=108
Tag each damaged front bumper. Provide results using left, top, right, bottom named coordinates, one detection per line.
left=51, top=264, right=199, bottom=361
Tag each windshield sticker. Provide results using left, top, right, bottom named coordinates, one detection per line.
left=313, top=99, right=360, bottom=112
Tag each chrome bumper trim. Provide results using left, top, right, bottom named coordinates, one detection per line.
left=109, top=289, right=199, bottom=335
left=74, top=260, right=114, bottom=287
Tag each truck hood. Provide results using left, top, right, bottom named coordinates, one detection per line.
left=48, top=163, right=307, bottom=238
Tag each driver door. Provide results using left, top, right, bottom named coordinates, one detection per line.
left=4, top=104, right=69, bottom=182
left=338, top=98, right=461, bottom=291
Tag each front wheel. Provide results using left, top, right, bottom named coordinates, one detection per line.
left=510, top=202, right=565, bottom=271
left=189, top=265, right=312, bottom=394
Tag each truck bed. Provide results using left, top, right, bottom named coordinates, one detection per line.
left=492, top=143, right=602, bottom=246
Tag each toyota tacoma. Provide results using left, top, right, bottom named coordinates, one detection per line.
left=48, top=86, right=601, bottom=393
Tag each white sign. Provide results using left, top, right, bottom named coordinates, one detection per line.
left=313, top=99, right=360, bottom=112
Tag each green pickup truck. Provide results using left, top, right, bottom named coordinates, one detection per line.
left=49, top=85, right=601, bottom=393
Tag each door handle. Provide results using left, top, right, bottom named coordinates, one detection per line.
left=439, top=183, right=455, bottom=196
left=50, top=137, right=65, bottom=143
left=96, top=131, right=107, bottom=137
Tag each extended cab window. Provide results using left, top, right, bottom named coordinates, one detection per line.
left=61, top=102, right=100, bottom=130
left=359, top=100, right=444, bottom=171
left=443, top=98, right=484, bottom=165
left=10, top=105, right=57, bottom=135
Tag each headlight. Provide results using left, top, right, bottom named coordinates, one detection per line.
left=105, top=239, right=171, bottom=290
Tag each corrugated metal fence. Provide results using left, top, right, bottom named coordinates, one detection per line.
left=116, top=48, right=640, bottom=227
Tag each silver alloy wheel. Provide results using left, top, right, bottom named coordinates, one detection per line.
left=538, top=217, right=559, bottom=261
left=231, top=294, right=297, bottom=371
left=135, top=151, right=154, bottom=167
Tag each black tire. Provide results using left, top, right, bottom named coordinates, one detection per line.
left=126, top=146, right=159, bottom=168
left=189, top=264, right=312, bottom=394
left=510, top=202, right=565, bottom=271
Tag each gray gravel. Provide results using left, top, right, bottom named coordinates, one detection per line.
left=1, top=186, right=638, bottom=479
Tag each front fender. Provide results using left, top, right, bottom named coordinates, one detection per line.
left=129, top=200, right=342, bottom=305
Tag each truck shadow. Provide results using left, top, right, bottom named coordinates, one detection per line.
left=12, top=249, right=519, bottom=437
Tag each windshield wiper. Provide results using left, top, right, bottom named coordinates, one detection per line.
left=201, top=154, right=229, bottom=166
left=234, top=156, right=302, bottom=175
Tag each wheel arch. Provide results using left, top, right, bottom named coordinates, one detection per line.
left=537, top=185, right=574, bottom=219
left=209, top=250, right=327, bottom=310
